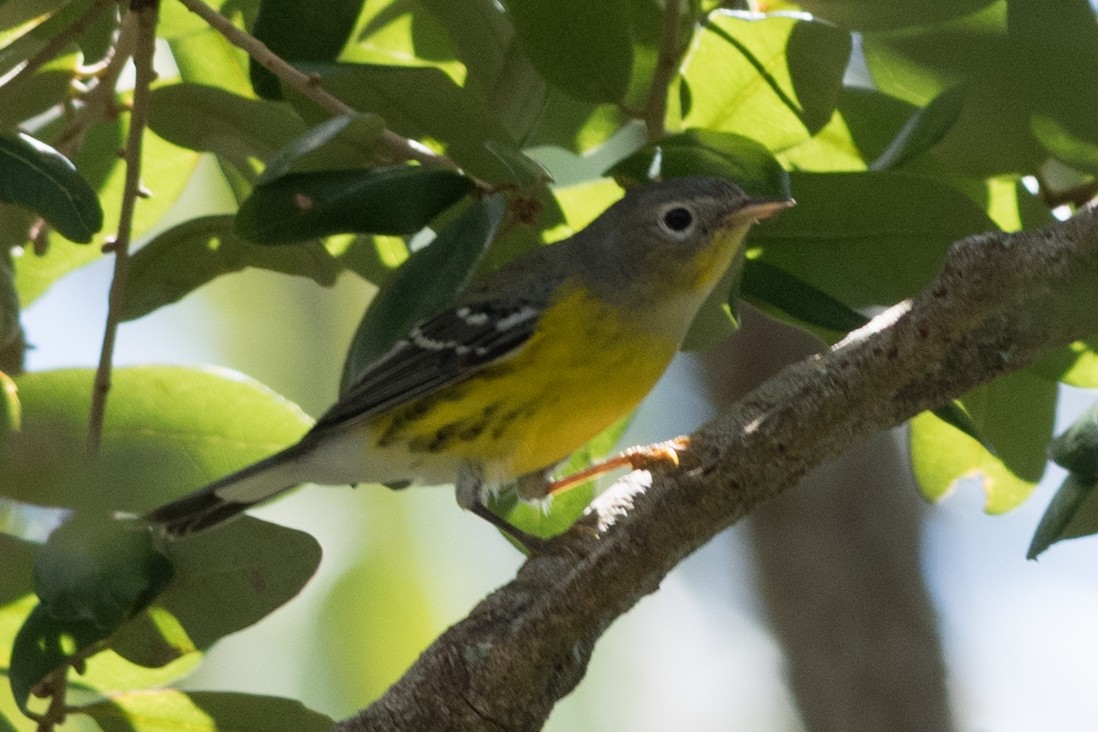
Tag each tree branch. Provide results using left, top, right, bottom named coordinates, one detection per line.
left=87, top=3, right=158, bottom=455
left=336, top=206, right=1098, bottom=731
left=643, top=0, right=685, bottom=142
left=173, top=0, right=473, bottom=179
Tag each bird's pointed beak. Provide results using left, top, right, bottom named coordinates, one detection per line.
left=732, top=196, right=796, bottom=224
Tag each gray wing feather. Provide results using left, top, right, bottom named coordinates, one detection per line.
left=311, top=298, right=542, bottom=432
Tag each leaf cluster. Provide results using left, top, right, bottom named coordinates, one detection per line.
left=0, top=0, right=1096, bottom=728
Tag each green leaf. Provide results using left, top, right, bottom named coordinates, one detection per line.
left=0, top=133, right=102, bottom=243
left=76, top=689, right=334, bottom=732
left=236, top=165, right=474, bottom=243
left=257, top=113, right=387, bottom=184
left=607, top=129, right=791, bottom=199
left=780, top=86, right=917, bottom=172
left=740, top=258, right=867, bottom=337
left=13, top=117, right=199, bottom=305
left=122, top=215, right=342, bottom=321
left=9, top=602, right=108, bottom=713
left=679, top=12, right=851, bottom=150
left=1028, top=473, right=1098, bottom=559
left=287, top=62, right=515, bottom=180
left=34, top=514, right=172, bottom=631
left=1032, top=114, right=1098, bottom=176
left=859, top=1, right=1098, bottom=176
left=1030, top=340, right=1098, bottom=388
left=1048, top=401, right=1098, bottom=479
left=340, top=194, right=506, bottom=394
left=110, top=519, right=320, bottom=667
left=798, top=0, right=999, bottom=31
left=0, top=367, right=312, bottom=511
left=0, top=53, right=80, bottom=128
left=870, top=84, right=967, bottom=170
left=499, top=0, right=633, bottom=104
left=148, top=83, right=309, bottom=180
left=0, top=534, right=34, bottom=606
left=910, top=368, right=1056, bottom=513
left=491, top=416, right=632, bottom=542
left=748, top=171, right=997, bottom=309
left=249, top=0, right=361, bottom=99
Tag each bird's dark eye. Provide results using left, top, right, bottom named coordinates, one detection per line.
left=663, top=206, right=693, bottom=232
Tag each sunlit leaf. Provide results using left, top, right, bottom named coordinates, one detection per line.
left=679, top=12, right=851, bottom=150
left=0, top=367, right=311, bottom=511
left=76, top=689, right=334, bottom=731
left=910, top=368, right=1055, bottom=513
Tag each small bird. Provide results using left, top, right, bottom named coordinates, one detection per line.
left=146, top=176, right=793, bottom=547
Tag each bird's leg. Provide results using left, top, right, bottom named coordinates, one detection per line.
left=547, top=436, right=692, bottom=495
left=456, top=464, right=551, bottom=554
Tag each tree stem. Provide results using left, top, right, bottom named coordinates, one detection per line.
left=86, top=3, right=158, bottom=455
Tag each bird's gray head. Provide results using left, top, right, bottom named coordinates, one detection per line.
left=574, top=176, right=793, bottom=299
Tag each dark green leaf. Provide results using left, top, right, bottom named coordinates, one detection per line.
left=236, top=166, right=474, bottom=243
left=607, top=129, right=791, bottom=199
left=1032, top=114, right=1098, bottom=175
left=1028, top=473, right=1098, bottom=559
left=76, top=689, right=334, bottom=732
left=0, top=367, right=311, bottom=511
left=680, top=12, right=851, bottom=150
left=749, top=171, right=997, bottom=309
left=34, top=514, right=172, bottom=631
left=799, top=0, right=999, bottom=31
left=111, top=518, right=321, bottom=665
left=249, top=0, right=361, bottom=99
left=1030, top=340, right=1098, bottom=388
left=1048, top=401, right=1098, bottom=479
left=122, top=215, right=342, bottom=321
left=257, top=113, right=387, bottom=184
left=490, top=416, right=632, bottom=543
left=340, top=194, right=506, bottom=394
left=9, top=602, right=108, bottom=712
left=499, top=0, right=633, bottom=104
left=930, top=401, right=995, bottom=453
left=740, top=258, right=868, bottom=336
left=0, top=534, right=35, bottom=606
left=871, top=84, right=967, bottom=170
left=148, top=83, right=308, bottom=180
left=14, top=115, right=199, bottom=305
left=0, top=133, right=102, bottom=243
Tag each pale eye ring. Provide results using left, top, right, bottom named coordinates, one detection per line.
left=658, top=204, right=696, bottom=237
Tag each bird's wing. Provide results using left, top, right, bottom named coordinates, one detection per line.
left=311, top=297, right=544, bottom=432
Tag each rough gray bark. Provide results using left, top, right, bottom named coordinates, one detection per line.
left=337, top=208, right=1098, bottom=731
left=703, top=311, right=953, bottom=732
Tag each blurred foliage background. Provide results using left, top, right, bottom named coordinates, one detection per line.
left=2, top=0, right=1098, bottom=729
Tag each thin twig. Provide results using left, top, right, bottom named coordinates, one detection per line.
left=86, top=3, right=159, bottom=455
left=173, top=0, right=470, bottom=177
left=643, top=0, right=685, bottom=142
left=54, top=10, right=132, bottom=158
left=0, top=0, right=114, bottom=93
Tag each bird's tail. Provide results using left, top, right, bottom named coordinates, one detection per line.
left=144, top=444, right=313, bottom=538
